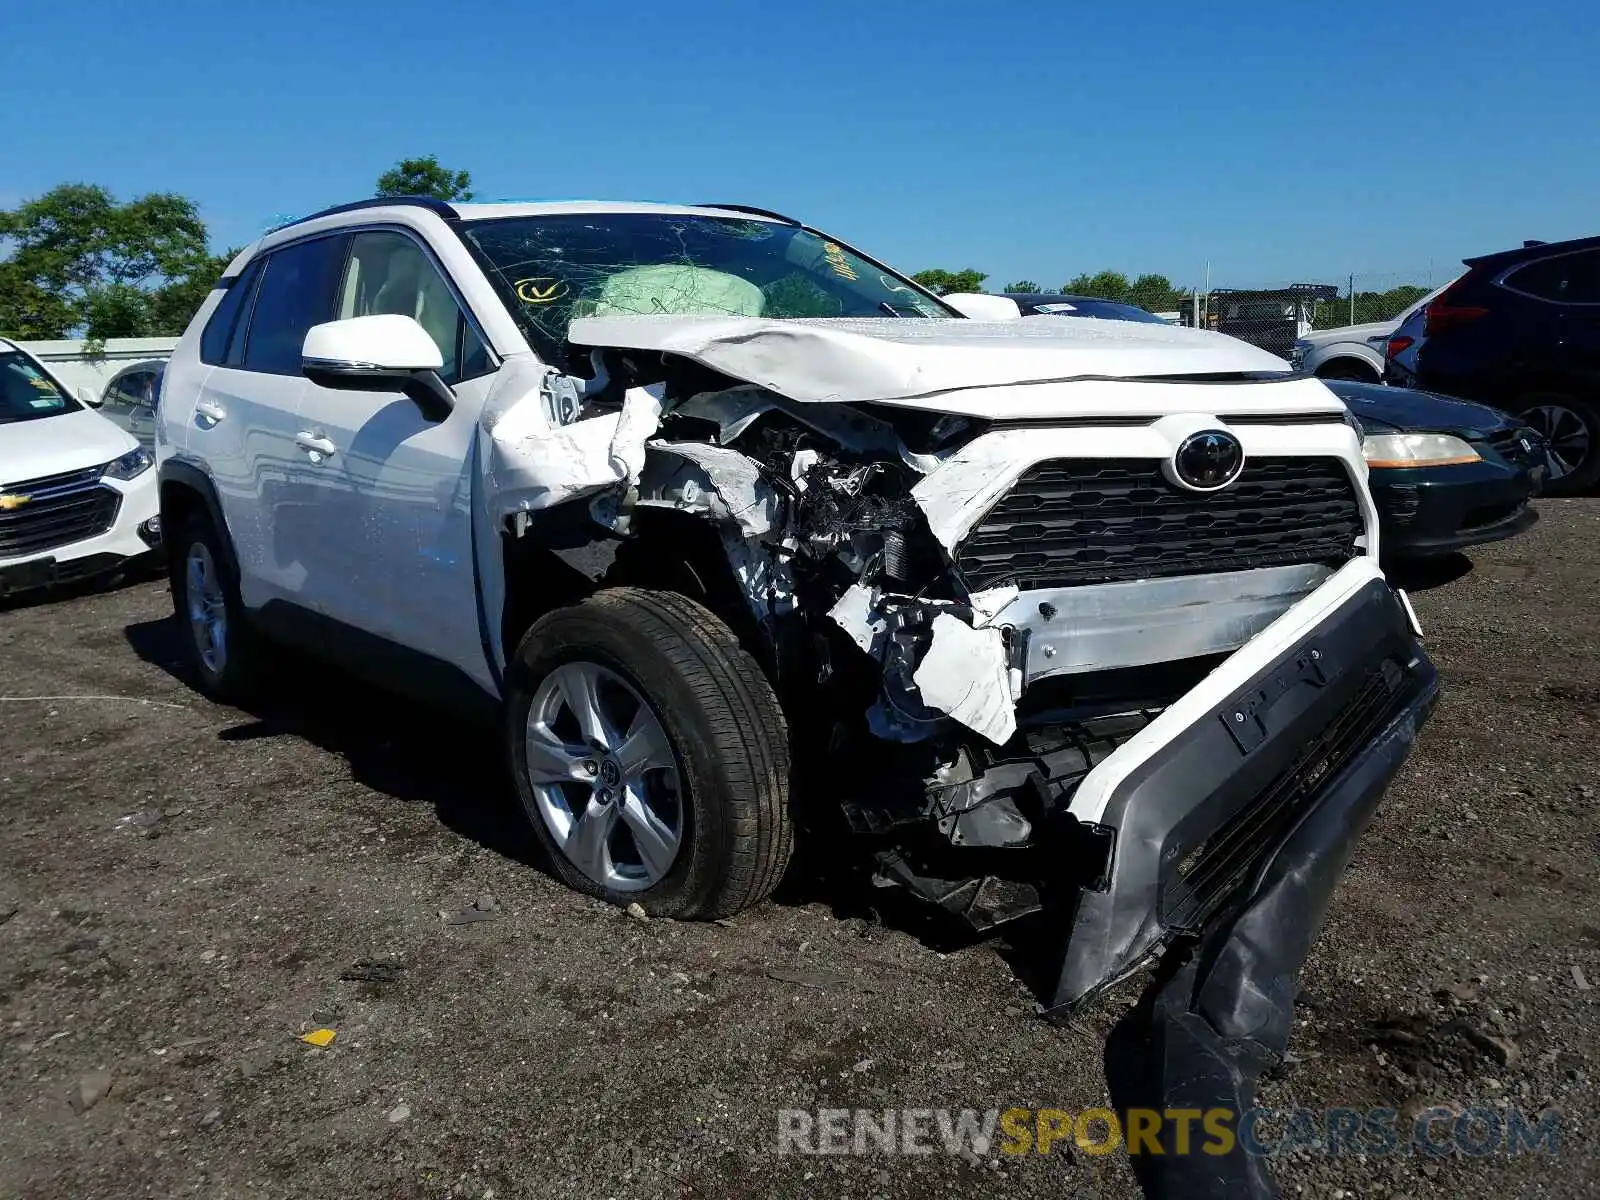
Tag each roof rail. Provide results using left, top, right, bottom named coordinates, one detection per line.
left=270, top=195, right=460, bottom=233
left=697, top=203, right=802, bottom=226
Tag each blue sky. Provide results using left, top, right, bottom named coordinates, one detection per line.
left=3, top=0, right=1596, bottom=290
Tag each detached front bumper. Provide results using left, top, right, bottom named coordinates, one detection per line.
left=1047, top=567, right=1438, bottom=1013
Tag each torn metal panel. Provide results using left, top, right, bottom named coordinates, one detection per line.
left=911, top=612, right=1017, bottom=746
left=568, top=313, right=1295, bottom=406
left=481, top=373, right=664, bottom=522
left=635, top=441, right=781, bottom=537
left=826, top=583, right=888, bottom=658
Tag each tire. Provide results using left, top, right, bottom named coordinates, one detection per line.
left=505, top=588, right=792, bottom=919
left=168, top=511, right=262, bottom=702
left=1515, top=390, right=1600, bottom=495
left=1315, top=360, right=1380, bottom=383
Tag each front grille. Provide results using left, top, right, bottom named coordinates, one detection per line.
left=0, top=469, right=121, bottom=559
left=1161, top=657, right=1408, bottom=933
left=956, top=457, right=1362, bottom=590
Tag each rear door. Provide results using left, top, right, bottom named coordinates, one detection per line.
left=284, top=227, right=497, bottom=683
left=189, top=233, right=349, bottom=609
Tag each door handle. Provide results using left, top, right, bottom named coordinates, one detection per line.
left=194, top=398, right=227, bottom=425
left=295, top=432, right=338, bottom=458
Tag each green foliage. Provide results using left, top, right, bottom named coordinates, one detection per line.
left=0, top=184, right=219, bottom=339
left=1310, top=284, right=1430, bottom=330
left=375, top=155, right=475, bottom=202
left=1060, top=270, right=1189, bottom=313
left=911, top=268, right=987, bottom=295
left=1005, top=279, right=1040, bottom=293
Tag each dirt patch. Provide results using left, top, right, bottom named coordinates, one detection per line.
left=2, top=500, right=1597, bottom=1198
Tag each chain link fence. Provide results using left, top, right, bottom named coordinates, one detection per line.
left=1063, top=270, right=1447, bottom=360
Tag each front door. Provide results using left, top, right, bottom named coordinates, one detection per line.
left=286, top=227, right=498, bottom=689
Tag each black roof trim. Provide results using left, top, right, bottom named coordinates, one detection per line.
left=696, top=203, right=802, bottom=225
left=1464, top=231, right=1600, bottom=269
left=270, top=196, right=460, bottom=234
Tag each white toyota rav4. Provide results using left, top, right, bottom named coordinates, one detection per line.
left=1, top=338, right=162, bottom=597
left=157, top=199, right=1438, bottom=1012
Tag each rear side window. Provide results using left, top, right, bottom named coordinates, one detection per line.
left=199, top=260, right=261, bottom=365
left=1506, top=250, right=1600, bottom=304
left=241, top=235, right=349, bottom=374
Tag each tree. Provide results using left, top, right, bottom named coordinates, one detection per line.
left=1005, top=279, right=1040, bottom=293
left=0, top=184, right=215, bottom=340
left=1311, top=283, right=1430, bottom=330
left=375, top=155, right=474, bottom=202
left=912, top=268, right=987, bottom=295
left=1062, top=270, right=1131, bottom=301
left=1061, top=270, right=1189, bottom=313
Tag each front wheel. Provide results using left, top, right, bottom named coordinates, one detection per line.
left=169, top=513, right=261, bottom=702
left=1518, top=391, right=1600, bottom=495
left=505, top=588, right=792, bottom=919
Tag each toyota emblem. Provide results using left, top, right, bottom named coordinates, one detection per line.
left=1169, top=430, right=1245, bottom=492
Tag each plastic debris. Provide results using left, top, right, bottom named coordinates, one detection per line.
left=441, top=896, right=502, bottom=925
left=298, top=1028, right=337, bottom=1048
left=68, top=1069, right=113, bottom=1114
left=765, top=965, right=849, bottom=990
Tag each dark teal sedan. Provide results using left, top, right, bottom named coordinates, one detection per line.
left=1325, top=379, right=1550, bottom=557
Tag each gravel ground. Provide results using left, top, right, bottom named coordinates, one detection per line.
left=1, top=500, right=1596, bottom=1200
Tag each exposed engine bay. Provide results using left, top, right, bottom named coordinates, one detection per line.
left=473, top=312, right=1376, bottom=950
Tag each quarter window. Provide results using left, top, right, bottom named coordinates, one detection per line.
left=1506, top=250, right=1600, bottom=304
left=199, top=260, right=261, bottom=366
left=338, top=230, right=488, bottom=383
left=241, top=235, right=349, bottom=374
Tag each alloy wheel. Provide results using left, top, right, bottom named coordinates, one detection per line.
left=185, top=543, right=228, bottom=677
left=1523, top=401, right=1592, bottom=481
left=522, top=662, right=683, bottom=891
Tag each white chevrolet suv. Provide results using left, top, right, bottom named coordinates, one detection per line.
left=158, top=198, right=1438, bottom=1012
left=1, top=338, right=162, bottom=597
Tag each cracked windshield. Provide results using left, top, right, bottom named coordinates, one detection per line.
left=460, top=211, right=952, bottom=358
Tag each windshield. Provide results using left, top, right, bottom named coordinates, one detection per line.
left=460, top=212, right=954, bottom=359
left=0, top=350, right=81, bottom=424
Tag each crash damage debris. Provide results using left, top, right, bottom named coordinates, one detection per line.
left=441, top=895, right=503, bottom=925
left=340, top=958, right=406, bottom=985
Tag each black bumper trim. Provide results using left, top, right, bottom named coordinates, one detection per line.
left=1046, top=579, right=1437, bottom=1013
left=1383, top=501, right=1538, bottom=556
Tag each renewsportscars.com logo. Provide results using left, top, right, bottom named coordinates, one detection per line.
left=776, top=1105, right=1562, bottom=1159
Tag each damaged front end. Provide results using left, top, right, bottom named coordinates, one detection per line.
left=477, top=315, right=1435, bottom=1015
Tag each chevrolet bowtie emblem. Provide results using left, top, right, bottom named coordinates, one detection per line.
left=0, top=493, right=31, bottom=511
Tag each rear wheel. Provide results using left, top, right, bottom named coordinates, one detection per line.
left=506, top=588, right=792, bottom=918
left=1517, top=391, right=1600, bottom=494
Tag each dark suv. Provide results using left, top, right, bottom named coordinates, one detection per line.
left=1386, top=235, right=1600, bottom=493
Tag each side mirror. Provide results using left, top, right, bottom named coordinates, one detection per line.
left=301, top=314, right=455, bottom=421
left=941, top=293, right=1023, bottom=321
left=78, top=386, right=104, bottom=409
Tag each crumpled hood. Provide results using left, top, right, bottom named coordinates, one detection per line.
left=0, top=408, right=135, bottom=486
left=568, top=314, right=1292, bottom=407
